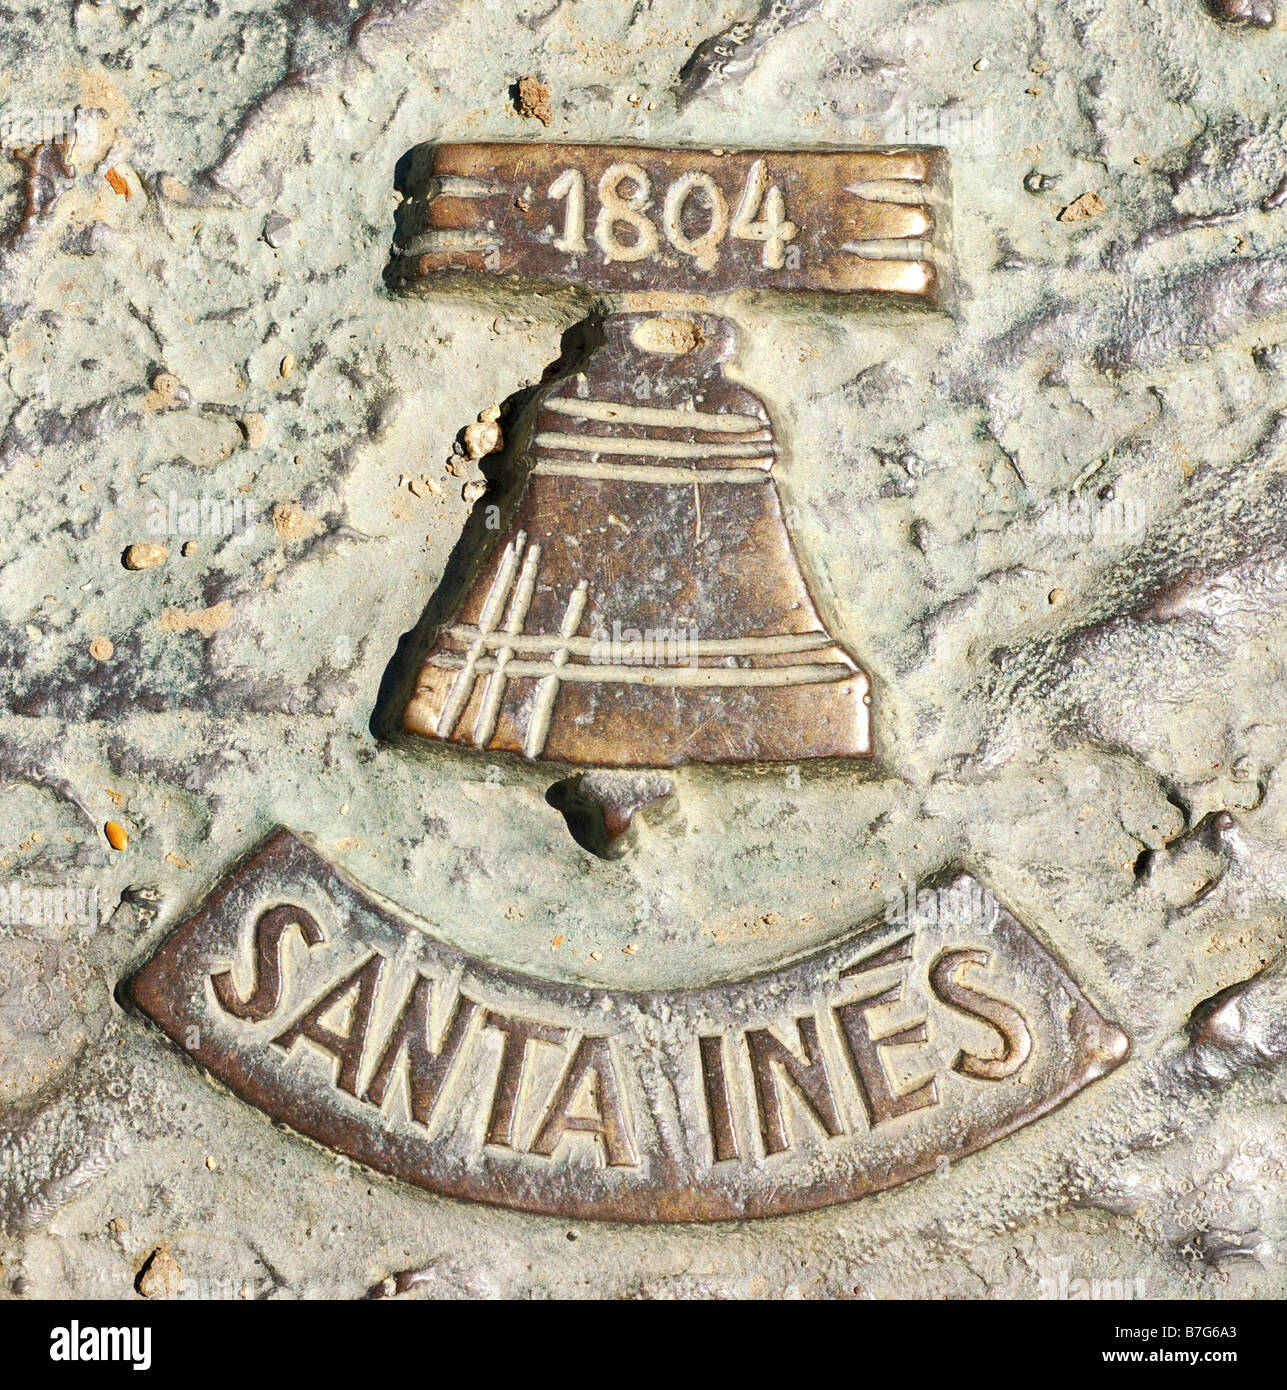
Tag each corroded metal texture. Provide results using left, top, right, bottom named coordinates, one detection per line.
left=676, top=0, right=824, bottom=109
left=128, top=829, right=1127, bottom=1222
left=389, top=142, right=949, bottom=303
left=4, top=0, right=1287, bottom=1305
left=402, top=310, right=871, bottom=766
left=546, top=770, right=677, bottom=859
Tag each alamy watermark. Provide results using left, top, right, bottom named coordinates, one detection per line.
left=881, top=102, right=995, bottom=150
left=50, top=1323, right=151, bottom=1371
left=1037, top=1260, right=1148, bottom=1301
left=1036, top=494, right=1147, bottom=541
left=589, top=619, right=700, bottom=669
left=0, top=107, right=97, bottom=148
left=0, top=880, right=99, bottom=930
left=885, top=877, right=999, bottom=933
left=147, top=491, right=258, bottom=539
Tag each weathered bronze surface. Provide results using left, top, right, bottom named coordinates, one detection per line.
left=546, top=771, right=677, bottom=859
left=128, top=830, right=1128, bottom=1222
left=7, top=0, right=1286, bottom=1303
left=388, top=142, right=948, bottom=304
left=401, top=310, right=871, bottom=766
left=676, top=0, right=824, bottom=109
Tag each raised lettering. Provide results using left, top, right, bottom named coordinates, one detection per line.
left=272, top=952, right=385, bottom=1096
left=363, top=975, right=480, bottom=1124
left=530, top=1035, right=638, bottom=1166
left=549, top=167, right=587, bottom=254
left=662, top=169, right=728, bottom=271
left=484, top=1011, right=569, bottom=1147
left=594, top=162, right=659, bottom=263
left=929, top=948, right=1033, bottom=1081
left=840, top=932, right=913, bottom=979
left=744, top=1016, right=843, bottom=1156
left=210, top=903, right=325, bottom=1022
left=730, top=158, right=798, bottom=269
left=834, top=984, right=937, bottom=1127
left=698, top=1033, right=741, bottom=1162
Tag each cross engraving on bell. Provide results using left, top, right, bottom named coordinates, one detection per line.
left=387, top=142, right=951, bottom=769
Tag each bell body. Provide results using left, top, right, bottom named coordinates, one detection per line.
left=404, top=312, right=870, bottom=767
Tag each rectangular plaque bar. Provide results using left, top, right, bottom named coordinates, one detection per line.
left=389, top=142, right=950, bottom=304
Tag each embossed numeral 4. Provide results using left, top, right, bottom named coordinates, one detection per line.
left=730, top=159, right=798, bottom=269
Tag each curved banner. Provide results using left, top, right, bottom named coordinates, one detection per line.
left=127, top=830, right=1128, bottom=1222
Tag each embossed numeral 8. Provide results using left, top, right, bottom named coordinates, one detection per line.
left=594, top=162, right=659, bottom=262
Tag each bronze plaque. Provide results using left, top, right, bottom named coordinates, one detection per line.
left=128, top=830, right=1128, bottom=1222
left=4, top=0, right=1282, bottom=1305
left=388, top=142, right=949, bottom=304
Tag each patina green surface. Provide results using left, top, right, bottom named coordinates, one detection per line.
left=1, top=0, right=1287, bottom=1298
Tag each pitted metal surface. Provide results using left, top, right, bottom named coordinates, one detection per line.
left=1, top=0, right=1286, bottom=1301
